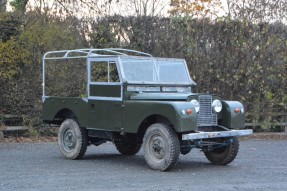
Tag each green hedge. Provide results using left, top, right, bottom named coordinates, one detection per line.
left=0, top=13, right=286, bottom=129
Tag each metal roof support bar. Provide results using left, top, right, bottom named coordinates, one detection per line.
left=43, top=48, right=152, bottom=60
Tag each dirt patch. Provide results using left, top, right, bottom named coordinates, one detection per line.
left=0, top=136, right=57, bottom=143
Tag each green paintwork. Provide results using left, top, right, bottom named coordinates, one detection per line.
left=42, top=97, right=90, bottom=127
left=87, top=99, right=122, bottom=131
left=220, top=101, right=245, bottom=129
left=42, top=95, right=197, bottom=133
left=90, top=85, right=121, bottom=98
left=42, top=97, right=123, bottom=131
left=42, top=91, right=246, bottom=133
left=130, top=93, right=194, bottom=100
left=123, top=100, right=197, bottom=133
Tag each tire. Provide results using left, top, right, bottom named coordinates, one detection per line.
left=115, top=143, right=141, bottom=155
left=180, top=146, right=192, bottom=155
left=143, top=123, right=180, bottom=171
left=58, top=119, right=88, bottom=160
left=203, top=137, right=239, bottom=165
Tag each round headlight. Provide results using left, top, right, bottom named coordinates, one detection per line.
left=212, top=99, right=222, bottom=113
left=190, top=99, right=200, bottom=113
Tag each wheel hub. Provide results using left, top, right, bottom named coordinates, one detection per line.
left=63, top=129, right=76, bottom=151
left=151, top=136, right=165, bottom=159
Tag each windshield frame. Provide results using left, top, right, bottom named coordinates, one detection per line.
left=118, top=56, right=196, bottom=85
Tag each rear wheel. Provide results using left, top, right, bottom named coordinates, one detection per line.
left=115, top=143, right=141, bottom=155
left=58, top=119, right=88, bottom=160
left=143, top=123, right=180, bottom=171
left=203, top=137, right=239, bottom=165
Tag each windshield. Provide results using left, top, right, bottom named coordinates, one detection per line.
left=120, top=57, right=192, bottom=84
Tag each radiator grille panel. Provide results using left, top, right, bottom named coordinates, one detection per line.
left=197, top=95, right=217, bottom=126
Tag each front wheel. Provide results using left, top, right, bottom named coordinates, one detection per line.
left=203, top=137, right=239, bottom=165
left=143, top=123, right=180, bottom=171
left=58, top=119, right=88, bottom=160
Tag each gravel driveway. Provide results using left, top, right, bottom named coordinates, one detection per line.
left=0, top=139, right=287, bottom=191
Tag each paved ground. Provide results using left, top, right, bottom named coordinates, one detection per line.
left=0, top=139, right=287, bottom=191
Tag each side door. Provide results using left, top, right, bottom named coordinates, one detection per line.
left=87, top=57, right=123, bottom=131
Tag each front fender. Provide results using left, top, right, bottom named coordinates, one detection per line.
left=123, top=101, right=197, bottom=133
left=220, top=101, right=245, bottom=129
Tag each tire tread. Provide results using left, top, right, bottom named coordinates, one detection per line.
left=143, top=123, right=180, bottom=171
left=58, top=119, right=88, bottom=160
left=204, top=137, right=239, bottom=165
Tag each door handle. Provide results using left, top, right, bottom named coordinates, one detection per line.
left=114, top=103, right=125, bottom=107
left=90, top=104, right=95, bottom=112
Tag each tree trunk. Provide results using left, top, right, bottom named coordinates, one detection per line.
left=0, top=0, right=7, bottom=12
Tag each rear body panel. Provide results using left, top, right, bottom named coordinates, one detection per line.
left=42, top=97, right=122, bottom=132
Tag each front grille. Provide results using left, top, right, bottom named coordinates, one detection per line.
left=197, top=95, right=217, bottom=126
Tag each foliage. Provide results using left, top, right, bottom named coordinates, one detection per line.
left=169, top=0, right=221, bottom=17
left=228, top=0, right=287, bottom=23
left=0, top=1, right=286, bottom=133
left=52, top=15, right=287, bottom=117
left=0, top=11, right=86, bottom=115
left=0, top=0, right=7, bottom=12
left=10, top=0, right=28, bottom=13
left=0, top=13, right=22, bottom=42
left=0, top=37, right=30, bottom=79
left=83, top=15, right=287, bottom=126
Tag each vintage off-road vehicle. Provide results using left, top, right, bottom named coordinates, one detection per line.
left=42, top=48, right=252, bottom=171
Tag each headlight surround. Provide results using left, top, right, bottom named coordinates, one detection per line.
left=212, top=99, right=222, bottom=113
left=190, top=99, right=200, bottom=113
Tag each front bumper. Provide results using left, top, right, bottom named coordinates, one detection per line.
left=182, top=129, right=253, bottom=140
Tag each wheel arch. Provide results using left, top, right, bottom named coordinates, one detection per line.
left=137, top=114, right=175, bottom=142
left=53, top=108, right=78, bottom=124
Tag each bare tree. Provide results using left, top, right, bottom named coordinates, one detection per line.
left=169, top=0, right=222, bottom=18
left=25, top=0, right=114, bottom=18
left=228, top=0, right=287, bottom=23
left=10, top=0, right=29, bottom=13
left=0, top=0, right=7, bottom=12
left=112, top=0, right=169, bottom=17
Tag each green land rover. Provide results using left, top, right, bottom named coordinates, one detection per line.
left=42, top=48, right=252, bottom=171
